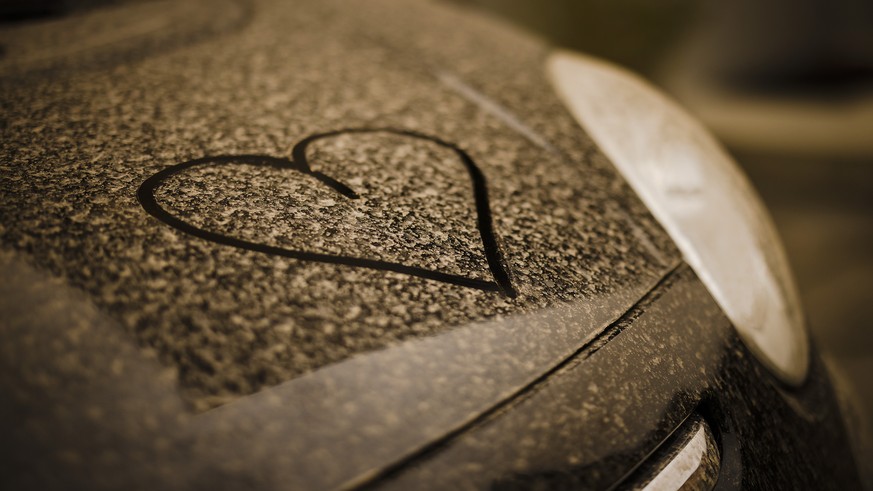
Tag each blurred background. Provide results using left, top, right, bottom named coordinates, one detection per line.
left=449, top=0, right=873, bottom=483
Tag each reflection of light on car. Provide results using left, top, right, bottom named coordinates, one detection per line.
left=549, top=51, right=808, bottom=385
left=637, top=417, right=719, bottom=491
left=646, top=119, right=705, bottom=211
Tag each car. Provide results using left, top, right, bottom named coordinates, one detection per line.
left=0, top=0, right=863, bottom=489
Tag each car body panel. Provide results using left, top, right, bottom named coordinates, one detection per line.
left=0, top=0, right=678, bottom=409
left=370, top=265, right=860, bottom=490
left=0, top=0, right=861, bottom=489
left=0, top=0, right=684, bottom=489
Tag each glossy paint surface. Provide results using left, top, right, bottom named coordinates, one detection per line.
left=1, top=253, right=860, bottom=490
left=369, top=266, right=859, bottom=490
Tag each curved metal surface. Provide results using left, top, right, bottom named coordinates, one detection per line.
left=0, top=0, right=860, bottom=490
left=364, top=266, right=859, bottom=491
left=0, top=0, right=680, bottom=489
left=631, top=416, right=720, bottom=491
left=0, top=0, right=253, bottom=76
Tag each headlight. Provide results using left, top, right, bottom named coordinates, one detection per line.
left=548, top=51, right=809, bottom=385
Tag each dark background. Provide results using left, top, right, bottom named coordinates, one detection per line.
left=449, top=0, right=873, bottom=484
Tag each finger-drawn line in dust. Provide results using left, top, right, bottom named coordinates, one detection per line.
left=137, top=128, right=517, bottom=297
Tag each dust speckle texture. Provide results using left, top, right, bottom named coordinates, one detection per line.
left=155, top=132, right=493, bottom=281
left=0, top=0, right=678, bottom=409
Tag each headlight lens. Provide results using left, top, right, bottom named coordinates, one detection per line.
left=548, top=51, right=809, bottom=385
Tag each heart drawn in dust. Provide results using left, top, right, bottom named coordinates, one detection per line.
left=137, top=128, right=517, bottom=297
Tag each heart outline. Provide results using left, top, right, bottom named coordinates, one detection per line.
left=137, top=128, right=517, bottom=297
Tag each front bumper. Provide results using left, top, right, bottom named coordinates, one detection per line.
left=364, top=264, right=861, bottom=490
left=1, top=256, right=860, bottom=490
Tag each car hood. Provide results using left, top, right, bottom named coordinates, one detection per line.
left=0, top=0, right=680, bottom=489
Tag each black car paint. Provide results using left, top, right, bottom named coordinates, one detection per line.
left=0, top=0, right=680, bottom=409
left=367, top=265, right=860, bottom=490
left=0, top=0, right=862, bottom=489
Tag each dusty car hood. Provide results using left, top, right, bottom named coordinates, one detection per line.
left=0, top=0, right=680, bottom=488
